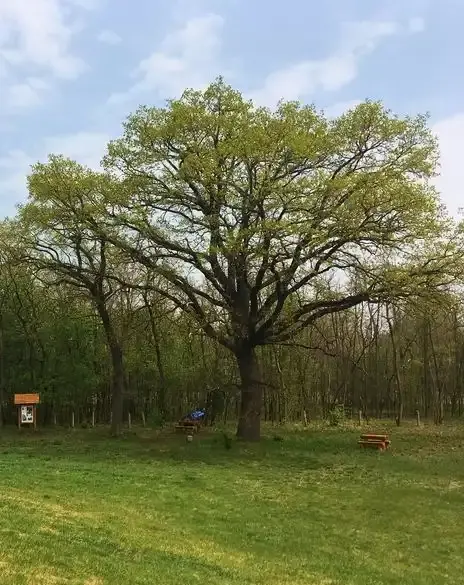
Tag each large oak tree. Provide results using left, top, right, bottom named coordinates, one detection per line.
left=99, top=80, right=456, bottom=440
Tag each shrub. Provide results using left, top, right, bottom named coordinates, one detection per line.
left=328, top=405, right=345, bottom=426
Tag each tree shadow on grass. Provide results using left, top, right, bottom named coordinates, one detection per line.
left=0, top=426, right=337, bottom=471
left=1, top=425, right=462, bottom=484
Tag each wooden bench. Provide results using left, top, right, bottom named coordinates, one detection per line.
left=175, top=420, right=201, bottom=434
left=358, top=434, right=391, bottom=451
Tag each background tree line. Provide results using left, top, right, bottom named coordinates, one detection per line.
left=0, top=263, right=462, bottom=428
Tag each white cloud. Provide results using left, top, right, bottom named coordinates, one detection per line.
left=408, top=17, right=425, bottom=33
left=0, top=131, right=109, bottom=217
left=0, top=0, right=96, bottom=114
left=97, top=29, right=121, bottom=45
left=68, top=0, right=101, bottom=8
left=108, top=13, right=224, bottom=104
left=324, top=99, right=362, bottom=118
left=249, top=19, right=412, bottom=107
left=0, top=0, right=88, bottom=79
left=44, top=131, right=110, bottom=169
left=433, top=113, right=464, bottom=218
left=0, top=149, right=34, bottom=217
left=6, top=78, right=50, bottom=109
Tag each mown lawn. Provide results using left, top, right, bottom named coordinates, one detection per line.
left=0, top=422, right=463, bottom=585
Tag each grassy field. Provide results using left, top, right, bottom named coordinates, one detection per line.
left=0, top=422, right=463, bottom=585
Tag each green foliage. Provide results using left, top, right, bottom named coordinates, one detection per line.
left=222, top=431, right=233, bottom=449
left=146, top=410, right=165, bottom=428
left=328, top=404, right=346, bottom=426
left=98, top=78, right=458, bottom=354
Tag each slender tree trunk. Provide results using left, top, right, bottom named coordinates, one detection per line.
left=236, top=346, right=262, bottom=441
left=428, top=325, right=444, bottom=425
left=387, top=306, right=403, bottom=426
left=273, top=347, right=287, bottom=423
left=96, top=301, right=124, bottom=437
left=0, top=314, right=4, bottom=427
left=146, top=301, right=167, bottom=418
left=108, top=342, right=124, bottom=436
left=422, top=319, right=430, bottom=419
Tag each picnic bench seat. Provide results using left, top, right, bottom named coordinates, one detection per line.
left=175, top=420, right=201, bottom=433
left=358, top=434, right=391, bottom=450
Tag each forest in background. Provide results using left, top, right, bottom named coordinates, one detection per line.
left=0, top=266, right=461, bottom=428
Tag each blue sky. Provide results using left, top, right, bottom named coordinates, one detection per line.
left=0, top=0, right=463, bottom=218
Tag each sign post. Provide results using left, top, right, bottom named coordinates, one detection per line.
left=14, top=394, right=40, bottom=430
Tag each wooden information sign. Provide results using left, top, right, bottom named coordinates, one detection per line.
left=14, top=394, right=40, bottom=405
left=14, top=394, right=40, bottom=429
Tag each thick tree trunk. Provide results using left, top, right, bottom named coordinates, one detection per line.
left=236, top=347, right=262, bottom=441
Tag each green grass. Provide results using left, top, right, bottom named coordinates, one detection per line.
left=0, top=422, right=464, bottom=585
